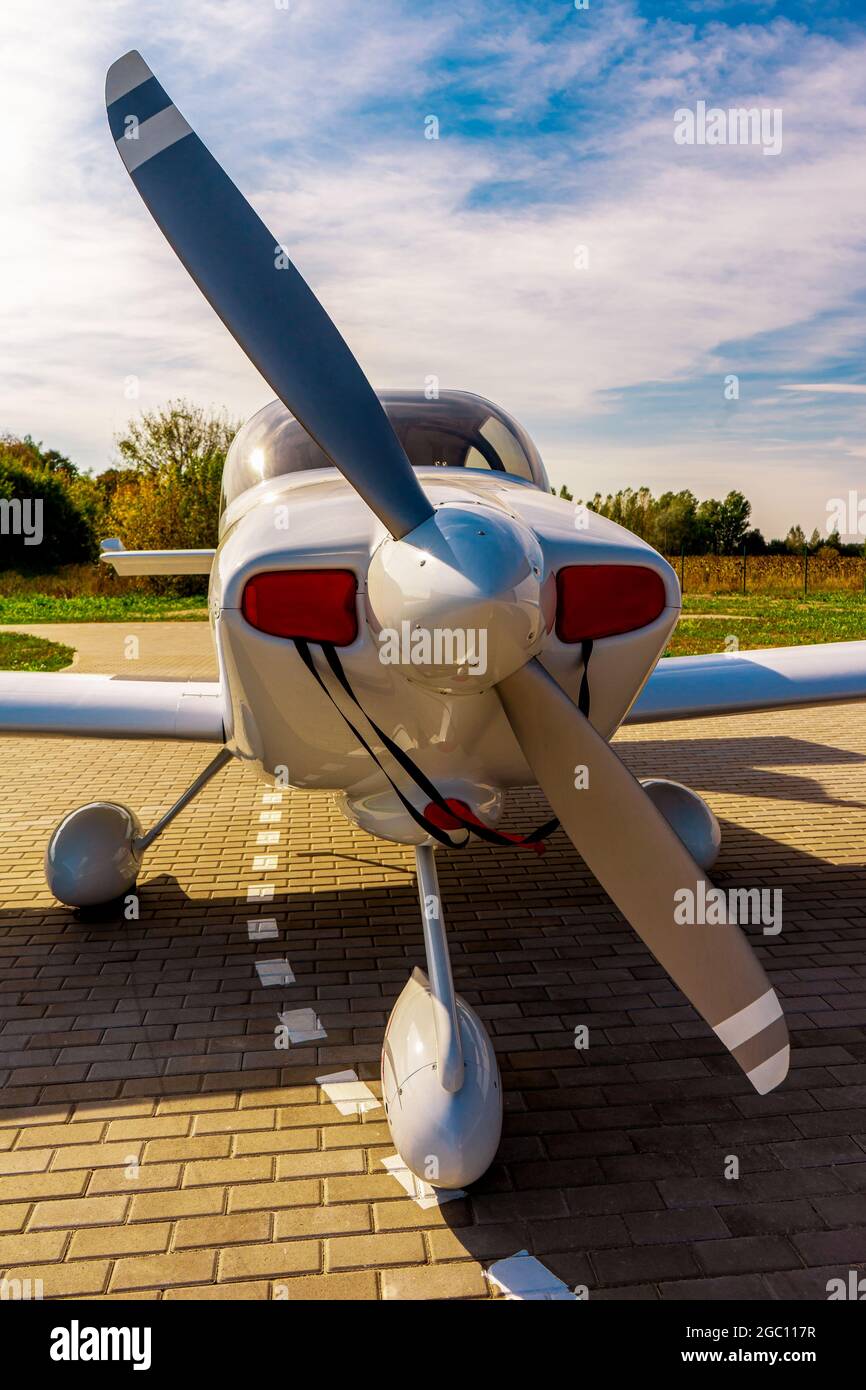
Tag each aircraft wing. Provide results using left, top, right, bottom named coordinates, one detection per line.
left=626, top=640, right=866, bottom=725
left=0, top=673, right=225, bottom=742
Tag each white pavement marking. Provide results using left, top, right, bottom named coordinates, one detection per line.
left=279, top=1008, right=327, bottom=1043
left=380, top=1154, right=465, bottom=1210
left=262, top=792, right=284, bottom=804
left=252, top=854, right=279, bottom=871
left=255, top=959, right=295, bottom=988
left=246, top=884, right=275, bottom=902
left=317, top=1069, right=380, bottom=1116
left=259, top=811, right=282, bottom=824
left=485, top=1252, right=576, bottom=1301
left=257, top=831, right=281, bottom=845
left=247, top=918, right=279, bottom=942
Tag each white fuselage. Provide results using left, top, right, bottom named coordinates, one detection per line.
left=212, top=467, right=680, bottom=843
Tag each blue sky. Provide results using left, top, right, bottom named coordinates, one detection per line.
left=2, top=0, right=866, bottom=538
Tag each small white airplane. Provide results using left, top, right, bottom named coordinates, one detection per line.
left=3, top=50, right=866, bottom=1187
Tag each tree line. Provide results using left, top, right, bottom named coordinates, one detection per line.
left=1, top=402, right=861, bottom=580
left=0, top=401, right=238, bottom=574
left=556, top=484, right=864, bottom=557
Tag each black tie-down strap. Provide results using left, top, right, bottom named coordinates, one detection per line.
left=293, top=639, right=575, bottom=853
left=578, top=638, right=593, bottom=716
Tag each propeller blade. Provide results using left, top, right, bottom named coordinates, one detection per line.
left=497, top=660, right=789, bottom=1094
left=105, top=51, right=433, bottom=541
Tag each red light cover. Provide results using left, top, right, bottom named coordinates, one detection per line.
left=242, top=570, right=358, bottom=645
left=555, top=565, right=666, bottom=643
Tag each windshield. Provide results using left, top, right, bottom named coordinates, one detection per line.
left=220, top=390, right=549, bottom=509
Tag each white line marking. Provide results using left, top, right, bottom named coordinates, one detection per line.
left=317, top=1069, right=380, bottom=1115
left=380, top=1154, right=465, bottom=1209
left=486, top=1251, right=576, bottom=1301
left=278, top=1008, right=326, bottom=1043
left=256, top=959, right=295, bottom=988
left=259, top=811, right=282, bottom=824
left=262, top=792, right=284, bottom=804
left=256, top=831, right=281, bottom=845
left=252, top=855, right=278, bottom=871
left=247, top=918, right=278, bottom=942
left=246, top=884, right=274, bottom=902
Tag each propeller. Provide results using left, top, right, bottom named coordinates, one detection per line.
left=105, top=50, right=433, bottom=541
left=106, top=50, right=788, bottom=1096
left=497, top=660, right=789, bottom=1094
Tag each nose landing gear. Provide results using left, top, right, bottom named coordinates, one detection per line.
left=382, top=843, right=502, bottom=1189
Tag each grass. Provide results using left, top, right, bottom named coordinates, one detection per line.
left=0, top=594, right=208, bottom=623
left=0, top=631, right=74, bottom=671
left=666, top=593, right=866, bottom=657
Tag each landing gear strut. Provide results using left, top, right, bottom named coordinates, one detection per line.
left=45, top=747, right=233, bottom=908
left=381, top=843, right=503, bottom=1189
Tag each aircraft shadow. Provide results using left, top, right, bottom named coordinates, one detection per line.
left=618, top=733, right=866, bottom=812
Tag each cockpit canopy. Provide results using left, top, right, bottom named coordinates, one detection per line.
left=220, top=389, right=549, bottom=510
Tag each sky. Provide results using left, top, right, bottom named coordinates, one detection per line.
left=1, top=0, right=865, bottom=540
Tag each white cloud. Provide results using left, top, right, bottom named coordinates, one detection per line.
left=1, top=0, right=866, bottom=538
left=780, top=384, right=866, bottom=394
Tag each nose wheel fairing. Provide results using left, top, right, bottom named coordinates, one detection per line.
left=382, top=970, right=502, bottom=1190
left=381, top=845, right=503, bottom=1189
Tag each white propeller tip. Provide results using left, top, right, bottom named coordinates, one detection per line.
left=747, top=1044, right=790, bottom=1095
left=106, top=50, right=152, bottom=107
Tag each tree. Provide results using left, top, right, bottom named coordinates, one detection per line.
left=785, top=524, right=806, bottom=553
left=576, top=485, right=754, bottom=554
left=583, top=486, right=656, bottom=541
left=115, top=399, right=240, bottom=475
left=107, top=455, right=225, bottom=554
left=744, top=528, right=766, bottom=554
left=105, top=401, right=242, bottom=587
left=650, top=490, right=698, bottom=554
left=715, top=491, right=751, bottom=552
left=694, top=491, right=751, bottom=553
left=0, top=433, right=77, bottom=477
left=818, top=529, right=841, bottom=555
left=0, top=451, right=94, bottom=570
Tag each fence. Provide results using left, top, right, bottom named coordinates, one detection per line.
left=662, top=552, right=866, bottom=596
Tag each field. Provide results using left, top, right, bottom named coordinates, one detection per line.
left=664, top=551, right=866, bottom=595
left=668, top=592, right=866, bottom=657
